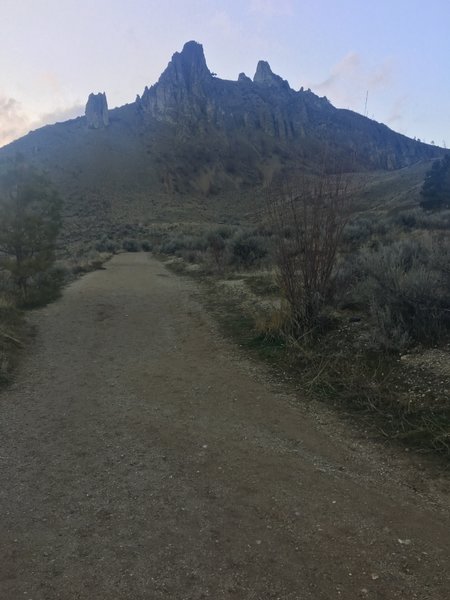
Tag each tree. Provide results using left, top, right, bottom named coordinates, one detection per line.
left=420, top=155, right=450, bottom=211
left=0, top=165, right=62, bottom=300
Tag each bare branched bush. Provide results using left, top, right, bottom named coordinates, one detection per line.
left=267, top=170, right=358, bottom=333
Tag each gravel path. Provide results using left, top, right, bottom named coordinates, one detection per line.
left=0, top=253, right=449, bottom=599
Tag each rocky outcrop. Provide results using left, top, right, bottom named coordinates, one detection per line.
left=138, top=41, right=213, bottom=122
left=132, top=42, right=441, bottom=167
left=253, top=61, right=290, bottom=90
left=238, top=73, right=252, bottom=84
left=85, top=92, right=109, bottom=129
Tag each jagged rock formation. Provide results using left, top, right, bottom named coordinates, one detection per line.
left=0, top=40, right=445, bottom=235
left=238, top=73, right=252, bottom=84
left=85, top=92, right=109, bottom=129
left=138, top=41, right=213, bottom=123
left=134, top=41, right=438, bottom=168
left=253, top=61, right=289, bottom=90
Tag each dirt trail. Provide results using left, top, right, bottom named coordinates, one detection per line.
left=0, top=253, right=449, bottom=600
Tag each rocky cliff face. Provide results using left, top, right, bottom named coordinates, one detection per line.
left=134, top=41, right=437, bottom=169
left=85, top=92, right=109, bottom=129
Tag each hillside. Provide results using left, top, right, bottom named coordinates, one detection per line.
left=0, top=41, right=444, bottom=240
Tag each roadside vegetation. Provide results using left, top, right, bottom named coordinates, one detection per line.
left=0, top=161, right=161, bottom=384
left=152, top=159, right=450, bottom=456
left=0, top=164, right=61, bottom=383
left=0, top=163, right=112, bottom=384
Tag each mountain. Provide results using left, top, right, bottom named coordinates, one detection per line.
left=0, top=41, right=444, bottom=238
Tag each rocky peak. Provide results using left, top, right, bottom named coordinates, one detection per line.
left=158, top=40, right=211, bottom=88
left=253, top=61, right=290, bottom=90
left=85, top=92, right=109, bottom=129
left=138, top=41, right=213, bottom=123
left=238, top=72, right=252, bottom=84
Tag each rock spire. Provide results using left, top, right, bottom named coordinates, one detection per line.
left=85, top=92, right=109, bottom=129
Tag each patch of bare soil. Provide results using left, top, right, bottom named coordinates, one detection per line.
left=0, top=253, right=449, bottom=599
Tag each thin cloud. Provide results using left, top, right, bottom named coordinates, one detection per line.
left=311, top=53, right=393, bottom=112
left=314, top=53, right=361, bottom=94
left=308, top=54, right=413, bottom=135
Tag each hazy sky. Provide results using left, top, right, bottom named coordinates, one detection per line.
left=1, top=0, right=449, bottom=148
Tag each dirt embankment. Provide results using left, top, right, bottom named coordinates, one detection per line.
left=0, top=253, right=449, bottom=599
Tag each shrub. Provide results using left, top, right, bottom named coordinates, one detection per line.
left=0, top=166, right=62, bottom=302
left=96, top=236, right=119, bottom=253
left=231, top=235, right=268, bottom=268
left=349, top=238, right=450, bottom=350
left=419, top=210, right=450, bottom=230
left=394, top=208, right=450, bottom=231
left=342, top=216, right=375, bottom=247
left=122, top=239, right=140, bottom=252
left=268, top=170, right=356, bottom=331
left=394, top=209, right=421, bottom=229
left=105, top=240, right=119, bottom=253
left=207, top=232, right=226, bottom=268
left=19, top=265, right=68, bottom=308
left=141, top=240, right=152, bottom=252
left=212, top=225, right=234, bottom=240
